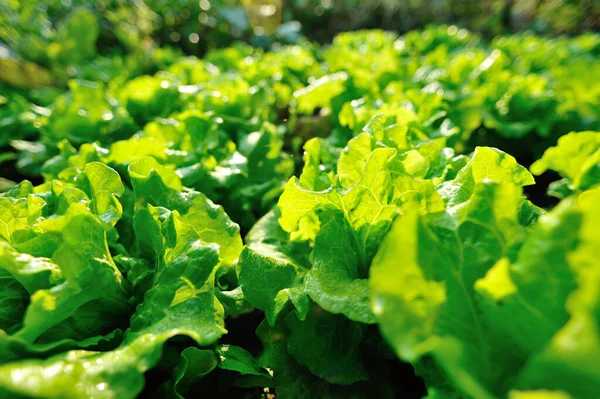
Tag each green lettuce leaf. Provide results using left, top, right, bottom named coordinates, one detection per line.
left=257, top=315, right=396, bottom=399
left=530, top=131, right=600, bottom=198
left=216, top=344, right=270, bottom=377
left=371, top=179, right=600, bottom=398
left=0, top=332, right=178, bottom=399
left=128, top=156, right=243, bottom=267
left=0, top=166, right=129, bottom=357
left=158, top=347, right=218, bottom=399
left=285, top=304, right=368, bottom=385
left=238, top=207, right=311, bottom=326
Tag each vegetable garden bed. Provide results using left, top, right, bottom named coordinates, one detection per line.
left=0, top=8, right=599, bottom=398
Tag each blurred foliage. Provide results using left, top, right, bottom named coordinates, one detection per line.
left=288, top=0, right=599, bottom=42
left=0, top=1, right=597, bottom=80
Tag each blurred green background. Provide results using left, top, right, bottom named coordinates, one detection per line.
left=2, top=0, right=598, bottom=75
